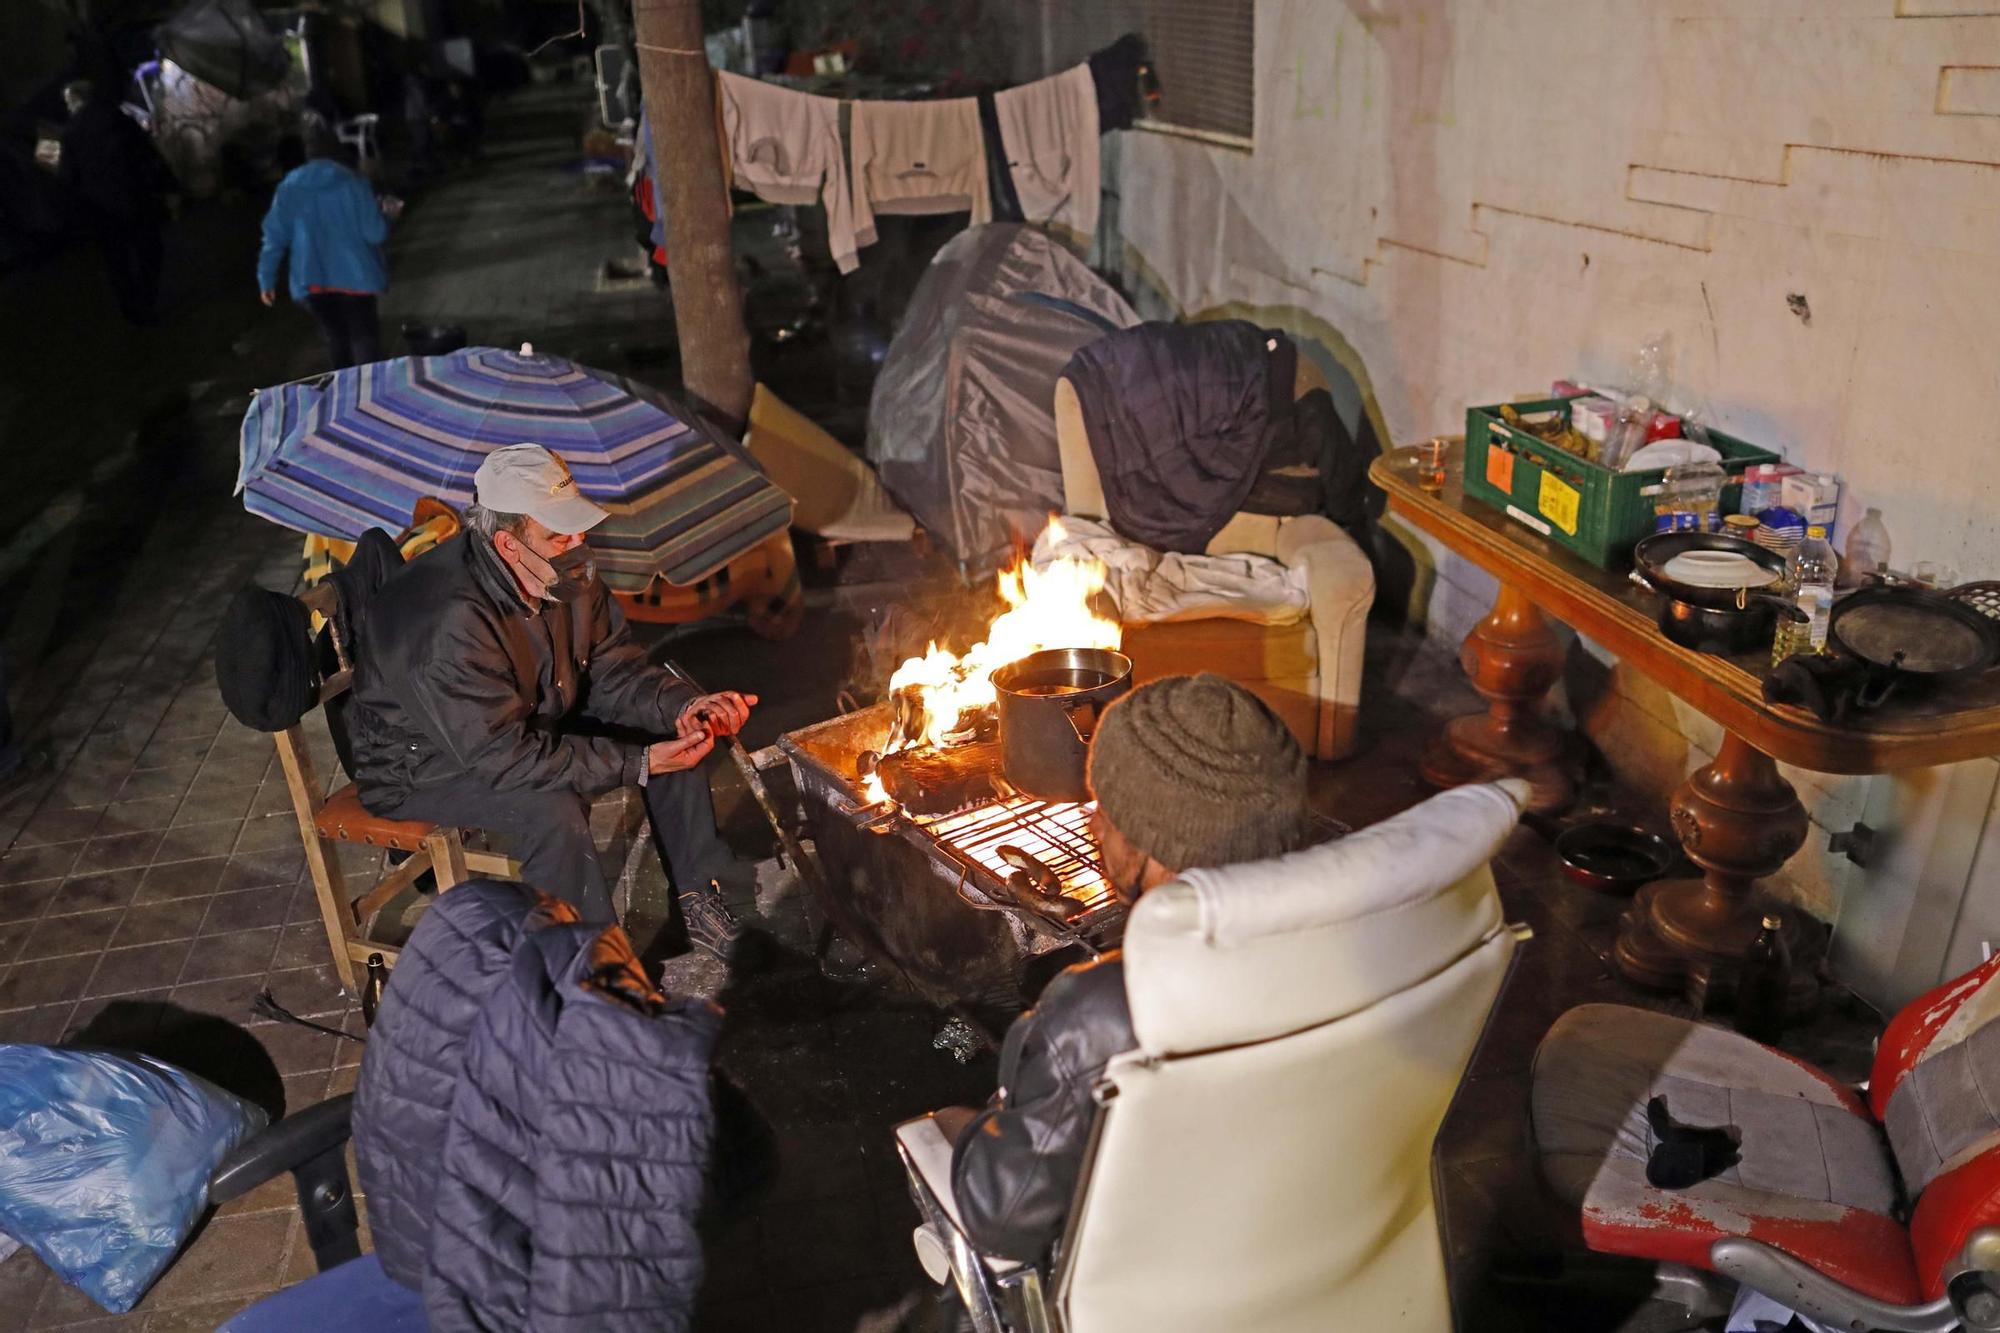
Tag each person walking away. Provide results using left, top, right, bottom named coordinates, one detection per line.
left=56, top=80, right=175, bottom=325
left=256, top=117, right=399, bottom=369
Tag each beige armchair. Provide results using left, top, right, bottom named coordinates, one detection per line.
left=1053, top=359, right=1374, bottom=761
left=896, top=780, right=1532, bottom=1332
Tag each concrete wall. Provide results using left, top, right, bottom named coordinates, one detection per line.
left=1083, top=0, right=2000, bottom=985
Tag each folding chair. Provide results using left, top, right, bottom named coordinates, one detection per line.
left=275, top=582, right=516, bottom=995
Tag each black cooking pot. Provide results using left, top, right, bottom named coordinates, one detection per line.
left=1633, top=532, right=1805, bottom=654
left=1828, top=585, right=2000, bottom=709
left=991, top=648, right=1132, bottom=803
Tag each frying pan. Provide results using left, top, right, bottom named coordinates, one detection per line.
left=1632, top=532, right=1805, bottom=654
left=1522, top=811, right=1683, bottom=895
left=1828, top=585, right=2000, bottom=708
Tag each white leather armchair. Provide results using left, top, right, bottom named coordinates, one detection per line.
left=897, top=780, right=1533, bottom=1332
left=1053, top=362, right=1374, bottom=761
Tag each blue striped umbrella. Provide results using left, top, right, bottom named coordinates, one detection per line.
left=236, top=346, right=793, bottom=591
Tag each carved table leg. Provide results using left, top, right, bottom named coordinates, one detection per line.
left=1419, top=582, right=1576, bottom=813
left=1615, top=731, right=1810, bottom=995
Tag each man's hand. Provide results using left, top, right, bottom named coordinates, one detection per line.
left=677, top=690, right=757, bottom=740
left=260, top=290, right=276, bottom=307
left=648, top=730, right=714, bottom=775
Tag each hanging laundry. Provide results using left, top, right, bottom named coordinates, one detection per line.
left=716, top=71, right=860, bottom=272
left=849, top=97, right=991, bottom=250
left=975, top=92, right=1025, bottom=225
left=993, top=63, right=1100, bottom=246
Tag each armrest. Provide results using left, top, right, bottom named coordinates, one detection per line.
left=211, top=1093, right=354, bottom=1204
left=1273, top=515, right=1375, bottom=760
left=1710, top=1237, right=1963, bottom=1333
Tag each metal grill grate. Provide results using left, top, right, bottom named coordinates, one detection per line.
left=918, top=796, right=1116, bottom=912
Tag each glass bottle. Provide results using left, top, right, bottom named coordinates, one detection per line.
left=1842, top=508, right=1892, bottom=587
left=1734, top=914, right=1791, bottom=1045
left=362, top=953, right=388, bottom=1027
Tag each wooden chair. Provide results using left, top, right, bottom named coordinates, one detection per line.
left=276, top=582, right=516, bottom=995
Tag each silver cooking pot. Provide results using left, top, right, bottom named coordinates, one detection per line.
left=990, top=648, right=1133, bottom=803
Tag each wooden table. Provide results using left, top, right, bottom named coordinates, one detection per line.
left=1372, top=442, right=2000, bottom=996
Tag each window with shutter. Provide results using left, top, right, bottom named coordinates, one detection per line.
left=1042, top=0, right=1255, bottom=147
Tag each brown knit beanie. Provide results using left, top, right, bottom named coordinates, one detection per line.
left=1087, top=673, right=1309, bottom=872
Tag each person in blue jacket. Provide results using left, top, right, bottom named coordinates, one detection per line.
left=257, top=117, right=400, bottom=369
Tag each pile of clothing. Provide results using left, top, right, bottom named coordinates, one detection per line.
left=630, top=36, right=1147, bottom=274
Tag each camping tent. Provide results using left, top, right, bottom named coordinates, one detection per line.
left=866, top=224, right=1138, bottom=569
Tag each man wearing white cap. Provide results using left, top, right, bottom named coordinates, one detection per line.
left=345, top=444, right=751, bottom=957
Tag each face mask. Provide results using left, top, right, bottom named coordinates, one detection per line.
left=506, top=539, right=593, bottom=602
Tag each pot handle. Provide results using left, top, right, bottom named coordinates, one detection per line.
left=1855, top=657, right=1905, bottom=711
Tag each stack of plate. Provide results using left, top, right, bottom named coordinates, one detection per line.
left=1753, top=507, right=1806, bottom=557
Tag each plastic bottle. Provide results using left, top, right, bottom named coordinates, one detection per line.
left=1733, top=914, right=1791, bottom=1045
left=1739, top=464, right=1782, bottom=518
left=1842, top=508, right=1891, bottom=587
left=1655, top=459, right=1726, bottom=533
left=1782, top=526, right=1839, bottom=659
left=1601, top=394, right=1652, bottom=470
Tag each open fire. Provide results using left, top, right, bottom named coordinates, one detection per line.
left=882, top=519, right=1122, bottom=759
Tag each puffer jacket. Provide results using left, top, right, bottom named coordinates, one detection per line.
left=346, top=531, right=697, bottom=812
left=951, top=953, right=1136, bottom=1263
left=354, top=879, right=722, bottom=1331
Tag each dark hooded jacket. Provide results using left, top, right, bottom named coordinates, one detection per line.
left=353, top=878, right=721, bottom=1331
left=345, top=530, right=697, bottom=812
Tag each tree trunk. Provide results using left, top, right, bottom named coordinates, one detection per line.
left=631, top=0, right=753, bottom=428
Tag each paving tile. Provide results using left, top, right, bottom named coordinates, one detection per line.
left=134, top=856, right=229, bottom=903
left=178, top=927, right=281, bottom=984
left=17, top=909, right=124, bottom=962
left=0, top=1248, right=52, bottom=1333
left=64, top=990, right=173, bottom=1047
left=89, top=796, right=185, bottom=837
left=70, top=830, right=166, bottom=874
left=149, top=821, right=241, bottom=863
left=191, top=753, right=271, bottom=792
left=254, top=1022, right=341, bottom=1079
left=24, top=1260, right=119, bottom=1328
left=216, top=850, right=303, bottom=895
left=82, top=940, right=193, bottom=997
left=141, top=1295, right=262, bottom=1332
left=132, top=734, right=214, bottom=772
left=261, top=964, right=349, bottom=1019
left=44, top=869, right=145, bottom=918
left=0, top=844, right=82, bottom=886
left=0, top=880, right=63, bottom=925
left=139, top=1211, right=292, bottom=1309
left=0, top=1004, right=75, bottom=1044
left=284, top=880, right=329, bottom=925
left=170, top=786, right=256, bottom=826
left=199, top=887, right=291, bottom=936
left=167, top=974, right=269, bottom=1024
left=117, top=763, right=201, bottom=806
left=0, top=954, right=101, bottom=1009
left=11, top=806, right=105, bottom=848
left=326, top=1062, right=361, bottom=1098
left=271, top=920, right=333, bottom=971
left=280, top=1069, right=335, bottom=1117
left=111, top=897, right=212, bottom=949
left=232, top=815, right=301, bottom=854
left=0, top=921, right=28, bottom=968
left=247, top=783, right=295, bottom=819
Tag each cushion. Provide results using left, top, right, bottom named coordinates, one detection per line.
left=1532, top=1004, right=1918, bottom=1305
left=1123, top=780, right=1524, bottom=1054
left=315, top=782, right=440, bottom=851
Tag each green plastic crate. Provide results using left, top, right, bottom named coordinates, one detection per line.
left=1461, top=397, right=1782, bottom=569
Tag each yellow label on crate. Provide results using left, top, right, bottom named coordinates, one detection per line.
left=1538, top=471, right=1580, bottom=535
left=1486, top=447, right=1515, bottom=493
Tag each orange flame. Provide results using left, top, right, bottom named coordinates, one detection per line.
left=886, top=519, right=1121, bottom=751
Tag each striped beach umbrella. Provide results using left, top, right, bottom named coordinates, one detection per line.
left=236, top=346, right=793, bottom=591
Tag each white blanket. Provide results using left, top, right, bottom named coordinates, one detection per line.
left=1032, top=516, right=1309, bottom=626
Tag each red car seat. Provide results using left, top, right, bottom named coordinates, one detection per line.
left=1532, top=953, right=2000, bottom=1327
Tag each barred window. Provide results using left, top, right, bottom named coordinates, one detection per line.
left=1042, top=0, right=1255, bottom=146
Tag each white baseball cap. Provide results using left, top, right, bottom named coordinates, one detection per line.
left=473, top=444, right=608, bottom=535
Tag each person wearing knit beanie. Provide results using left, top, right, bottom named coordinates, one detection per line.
left=1087, top=672, right=1310, bottom=903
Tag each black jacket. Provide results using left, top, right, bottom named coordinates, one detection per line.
left=347, top=532, right=697, bottom=811
left=952, top=954, right=1137, bottom=1263
left=58, top=103, right=172, bottom=228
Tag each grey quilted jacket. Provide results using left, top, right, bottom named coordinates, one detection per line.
left=352, top=879, right=721, bottom=1330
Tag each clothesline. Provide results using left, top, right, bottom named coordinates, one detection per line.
left=629, top=35, right=1144, bottom=276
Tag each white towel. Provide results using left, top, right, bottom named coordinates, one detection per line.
left=1033, top=515, right=1309, bottom=626
left=993, top=64, right=1100, bottom=245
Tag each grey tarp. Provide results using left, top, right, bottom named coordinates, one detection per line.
left=866, top=224, right=1138, bottom=568
left=156, top=0, right=291, bottom=101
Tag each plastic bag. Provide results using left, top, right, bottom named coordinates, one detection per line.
left=0, top=1045, right=268, bottom=1313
